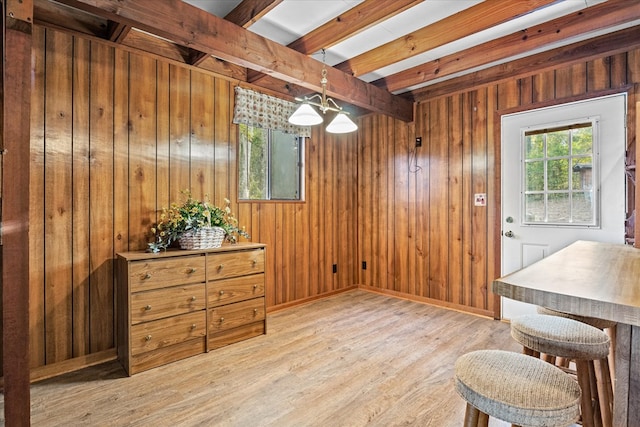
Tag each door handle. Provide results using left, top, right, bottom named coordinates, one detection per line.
left=504, top=230, right=514, bottom=238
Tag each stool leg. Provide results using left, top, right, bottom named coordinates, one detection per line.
left=595, top=358, right=613, bottom=427
left=576, top=360, right=595, bottom=427
left=463, top=403, right=481, bottom=427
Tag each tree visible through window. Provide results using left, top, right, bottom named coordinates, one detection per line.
left=238, top=124, right=303, bottom=200
left=523, top=122, right=597, bottom=225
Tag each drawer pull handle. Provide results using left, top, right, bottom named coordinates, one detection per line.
left=219, top=290, right=225, bottom=295
left=142, top=273, right=151, bottom=280
left=219, top=317, right=225, bottom=323
left=144, top=305, right=152, bottom=311
left=253, top=284, right=258, bottom=290
left=252, top=260, right=257, bottom=266
left=145, top=335, right=152, bottom=341
left=218, top=264, right=224, bottom=270
left=190, top=324, right=197, bottom=330
left=190, top=296, right=197, bottom=302
left=253, top=308, right=258, bottom=315
left=187, top=267, right=197, bottom=274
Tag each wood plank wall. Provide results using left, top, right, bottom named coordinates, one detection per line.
left=19, top=24, right=639, bottom=375
left=357, top=51, right=639, bottom=317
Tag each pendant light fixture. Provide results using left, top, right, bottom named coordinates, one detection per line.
left=288, top=50, right=358, bottom=134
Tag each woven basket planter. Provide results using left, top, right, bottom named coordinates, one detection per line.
left=178, top=226, right=225, bottom=250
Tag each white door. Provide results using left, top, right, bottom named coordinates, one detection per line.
left=501, top=94, right=626, bottom=319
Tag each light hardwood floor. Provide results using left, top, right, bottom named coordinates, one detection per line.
left=15, top=291, right=528, bottom=426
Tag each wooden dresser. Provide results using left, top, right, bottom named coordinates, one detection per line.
left=117, top=243, right=266, bottom=375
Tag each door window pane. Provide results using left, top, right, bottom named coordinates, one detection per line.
left=522, top=122, right=596, bottom=226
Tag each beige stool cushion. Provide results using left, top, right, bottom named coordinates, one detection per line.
left=511, top=314, right=610, bottom=360
left=536, top=306, right=617, bottom=330
left=454, top=349, right=581, bottom=427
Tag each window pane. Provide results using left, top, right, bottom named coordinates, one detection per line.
left=524, top=193, right=544, bottom=222
left=546, top=130, right=569, bottom=157
left=547, top=159, right=568, bottom=191
left=572, top=157, right=592, bottom=191
left=525, top=161, right=544, bottom=191
left=572, top=127, right=593, bottom=155
left=239, top=125, right=268, bottom=200
left=525, top=134, right=544, bottom=160
left=270, top=131, right=300, bottom=199
left=572, top=191, right=594, bottom=223
left=547, top=193, right=570, bottom=223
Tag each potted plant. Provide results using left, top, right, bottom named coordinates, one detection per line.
left=148, top=190, right=249, bottom=253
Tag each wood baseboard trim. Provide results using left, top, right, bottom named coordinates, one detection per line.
left=29, top=349, right=118, bottom=383
left=267, top=286, right=359, bottom=313
left=356, top=285, right=495, bottom=319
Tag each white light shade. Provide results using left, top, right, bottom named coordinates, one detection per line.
left=325, top=112, right=358, bottom=134
left=288, top=103, right=323, bottom=126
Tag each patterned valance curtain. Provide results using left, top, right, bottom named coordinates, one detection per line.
left=233, top=86, right=311, bottom=137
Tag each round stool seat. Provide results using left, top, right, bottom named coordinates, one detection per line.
left=511, top=314, right=610, bottom=360
left=537, top=306, right=617, bottom=330
left=455, top=349, right=581, bottom=426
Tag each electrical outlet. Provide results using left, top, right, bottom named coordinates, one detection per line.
left=332, top=264, right=337, bottom=274
left=362, top=261, right=367, bottom=270
left=415, top=137, right=422, bottom=147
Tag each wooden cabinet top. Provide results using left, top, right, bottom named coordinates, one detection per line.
left=117, top=242, right=266, bottom=262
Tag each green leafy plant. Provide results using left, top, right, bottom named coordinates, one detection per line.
left=148, top=190, right=249, bottom=252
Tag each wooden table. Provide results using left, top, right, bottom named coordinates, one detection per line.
left=492, top=240, right=640, bottom=427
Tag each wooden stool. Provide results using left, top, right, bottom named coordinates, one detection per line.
left=511, top=314, right=612, bottom=427
left=454, top=349, right=581, bottom=427
left=537, top=306, right=617, bottom=379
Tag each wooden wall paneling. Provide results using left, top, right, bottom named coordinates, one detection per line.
left=518, top=76, right=534, bottom=107
left=29, top=26, right=47, bottom=368
left=347, top=131, right=358, bottom=288
left=378, top=116, right=392, bottom=291
left=588, top=56, right=612, bottom=92
left=416, top=102, right=430, bottom=297
left=470, top=89, right=489, bottom=310
left=461, top=92, right=474, bottom=307
left=360, top=116, right=372, bottom=287
left=190, top=71, right=215, bottom=200
left=307, top=129, right=321, bottom=295
left=89, top=40, right=115, bottom=352
left=555, top=63, right=587, bottom=99
left=428, top=97, right=449, bottom=300
left=373, top=115, right=384, bottom=289
left=168, top=64, right=190, bottom=202
left=44, top=29, right=74, bottom=362
left=486, top=85, right=498, bottom=314
left=282, top=203, right=296, bottom=302
left=294, top=202, right=309, bottom=299
left=113, top=48, right=130, bottom=255
left=532, top=70, right=556, bottom=103
left=448, top=95, right=464, bottom=305
left=321, top=130, right=332, bottom=293
left=214, top=78, right=231, bottom=205
left=128, top=53, right=157, bottom=250
left=629, top=49, right=640, bottom=85
left=260, top=203, right=277, bottom=307
left=496, top=79, right=520, bottom=111
left=393, top=118, right=410, bottom=293
left=156, top=62, right=171, bottom=216
left=72, top=36, right=91, bottom=357
left=610, top=53, right=628, bottom=88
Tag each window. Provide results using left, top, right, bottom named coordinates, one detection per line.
left=238, top=124, right=303, bottom=200
left=522, top=121, right=598, bottom=226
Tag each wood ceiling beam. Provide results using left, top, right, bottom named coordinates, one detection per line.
left=106, top=19, right=130, bottom=42
left=55, top=0, right=413, bottom=122
left=376, top=0, right=640, bottom=93
left=225, top=0, right=282, bottom=28
left=411, top=25, right=640, bottom=102
left=334, top=0, right=559, bottom=77
left=288, top=0, right=423, bottom=55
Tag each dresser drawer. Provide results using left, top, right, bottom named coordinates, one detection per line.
left=208, top=274, right=265, bottom=307
left=207, top=249, right=264, bottom=280
left=131, top=311, right=206, bottom=356
left=130, top=256, right=205, bottom=292
left=208, top=297, right=265, bottom=332
left=131, top=283, right=206, bottom=324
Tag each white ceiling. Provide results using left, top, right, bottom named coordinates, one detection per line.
left=182, top=0, right=636, bottom=94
